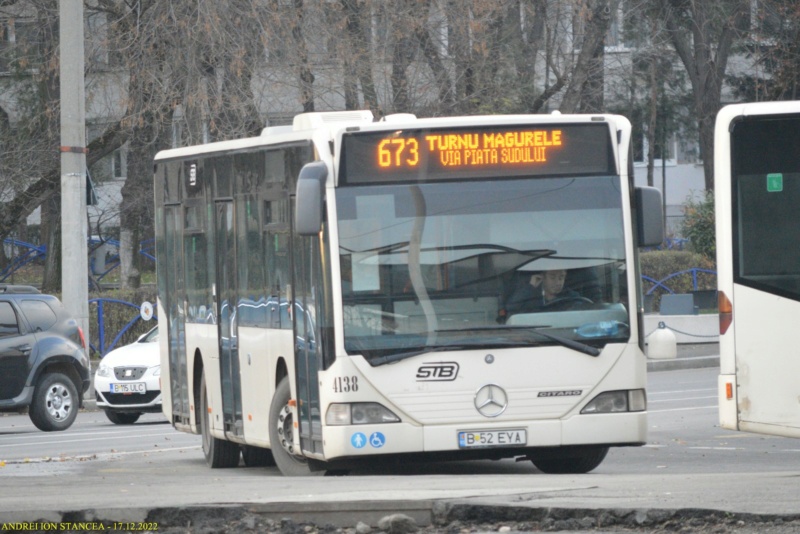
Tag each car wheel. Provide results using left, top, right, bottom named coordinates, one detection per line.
left=200, top=371, right=240, bottom=468
left=29, top=372, right=79, bottom=432
left=531, top=446, right=609, bottom=474
left=268, top=377, right=320, bottom=476
left=104, top=409, right=141, bottom=425
left=241, top=444, right=276, bottom=467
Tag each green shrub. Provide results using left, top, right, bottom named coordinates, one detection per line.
left=640, top=250, right=716, bottom=311
left=681, top=191, right=715, bottom=261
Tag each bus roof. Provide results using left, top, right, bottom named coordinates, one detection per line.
left=718, top=101, right=800, bottom=124
left=154, top=111, right=629, bottom=163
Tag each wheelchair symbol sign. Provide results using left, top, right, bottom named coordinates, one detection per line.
left=351, top=432, right=366, bottom=449
left=369, top=432, right=385, bottom=448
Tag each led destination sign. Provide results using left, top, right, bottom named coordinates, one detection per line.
left=341, top=123, right=613, bottom=184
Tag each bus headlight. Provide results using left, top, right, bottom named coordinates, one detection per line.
left=326, top=403, right=401, bottom=425
left=581, top=389, right=646, bottom=414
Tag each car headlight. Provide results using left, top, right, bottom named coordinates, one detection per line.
left=581, top=389, right=646, bottom=414
left=96, top=364, right=112, bottom=378
left=325, top=403, right=400, bottom=425
left=153, top=365, right=161, bottom=377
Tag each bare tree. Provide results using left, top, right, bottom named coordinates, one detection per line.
left=87, top=0, right=275, bottom=288
left=560, top=0, right=620, bottom=112
left=3, top=0, right=755, bottom=292
left=728, top=0, right=800, bottom=102
left=658, top=0, right=749, bottom=191
left=338, top=0, right=379, bottom=113
left=0, top=1, right=129, bottom=288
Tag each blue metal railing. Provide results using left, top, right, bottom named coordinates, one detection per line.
left=0, top=239, right=47, bottom=281
left=89, top=297, right=156, bottom=357
left=1, top=236, right=154, bottom=282
left=642, top=268, right=717, bottom=295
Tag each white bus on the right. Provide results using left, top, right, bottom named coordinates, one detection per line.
left=716, top=101, right=800, bottom=438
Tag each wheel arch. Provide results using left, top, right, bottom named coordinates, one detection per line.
left=33, top=359, right=83, bottom=395
left=275, top=357, right=288, bottom=389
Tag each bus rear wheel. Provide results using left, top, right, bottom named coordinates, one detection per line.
left=531, top=446, right=609, bottom=474
left=200, top=371, right=240, bottom=468
left=268, top=377, right=319, bottom=476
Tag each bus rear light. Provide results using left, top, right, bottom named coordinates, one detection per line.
left=718, top=291, right=733, bottom=335
left=725, top=382, right=734, bottom=400
left=581, top=389, right=646, bottom=414
left=326, top=402, right=400, bottom=425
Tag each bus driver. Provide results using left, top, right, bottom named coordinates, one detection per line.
left=504, top=268, right=581, bottom=315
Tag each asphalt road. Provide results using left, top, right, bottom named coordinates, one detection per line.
left=3, top=360, right=800, bottom=531
left=0, top=412, right=197, bottom=464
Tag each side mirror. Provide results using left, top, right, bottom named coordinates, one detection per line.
left=295, top=161, right=328, bottom=236
left=635, top=186, right=664, bottom=247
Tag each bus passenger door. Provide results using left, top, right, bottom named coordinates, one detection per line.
left=292, top=225, right=323, bottom=456
left=164, top=206, right=190, bottom=424
left=215, top=200, right=244, bottom=438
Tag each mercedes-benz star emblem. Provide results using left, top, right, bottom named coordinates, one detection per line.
left=474, top=384, right=508, bottom=418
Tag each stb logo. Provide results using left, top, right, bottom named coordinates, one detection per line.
left=416, top=362, right=459, bottom=381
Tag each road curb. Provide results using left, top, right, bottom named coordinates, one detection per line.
left=4, top=501, right=800, bottom=532
left=647, top=354, right=719, bottom=372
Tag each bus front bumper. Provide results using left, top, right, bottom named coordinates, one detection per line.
left=318, top=411, right=647, bottom=461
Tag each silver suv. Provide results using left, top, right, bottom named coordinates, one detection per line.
left=0, top=285, right=90, bottom=431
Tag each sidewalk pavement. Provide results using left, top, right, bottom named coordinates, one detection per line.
left=647, top=342, right=719, bottom=372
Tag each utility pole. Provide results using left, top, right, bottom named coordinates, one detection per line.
left=59, top=2, right=90, bottom=362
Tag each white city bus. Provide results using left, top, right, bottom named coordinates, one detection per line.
left=154, top=111, right=663, bottom=475
left=716, top=101, right=800, bottom=438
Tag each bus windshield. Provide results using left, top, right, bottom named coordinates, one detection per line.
left=336, top=176, right=630, bottom=364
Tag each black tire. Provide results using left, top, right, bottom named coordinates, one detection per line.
left=104, top=410, right=141, bottom=425
left=268, top=377, right=320, bottom=476
left=29, top=372, right=79, bottom=432
left=200, top=371, right=240, bottom=468
left=241, top=445, right=276, bottom=467
left=532, top=446, right=609, bottom=474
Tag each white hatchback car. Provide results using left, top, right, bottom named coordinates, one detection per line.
left=94, top=326, right=161, bottom=424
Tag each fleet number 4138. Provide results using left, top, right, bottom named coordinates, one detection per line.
left=333, top=376, right=359, bottom=393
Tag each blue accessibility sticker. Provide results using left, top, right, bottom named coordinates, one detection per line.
left=351, top=432, right=367, bottom=449
left=369, top=432, right=386, bottom=448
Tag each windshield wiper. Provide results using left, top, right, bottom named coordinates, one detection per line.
left=367, top=323, right=600, bottom=367
left=368, top=344, right=468, bottom=367
left=435, top=325, right=601, bottom=357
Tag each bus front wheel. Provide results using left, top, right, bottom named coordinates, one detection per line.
left=200, top=371, right=240, bottom=468
left=268, top=377, right=320, bottom=476
left=531, top=446, right=609, bottom=474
